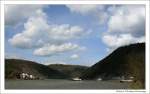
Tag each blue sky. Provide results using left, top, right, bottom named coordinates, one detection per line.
left=5, top=5, right=145, bottom=66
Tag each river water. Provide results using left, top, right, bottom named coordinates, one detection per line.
left=5, top=79, right=129, bottom=89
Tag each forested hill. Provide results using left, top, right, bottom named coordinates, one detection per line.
left=5, top=59, right=68, bottom=79
left=81, top=43, right=145, bottom=88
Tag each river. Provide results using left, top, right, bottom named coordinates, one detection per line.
left=5, top=79, right=129, bottom=89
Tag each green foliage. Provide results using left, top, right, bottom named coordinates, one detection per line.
left=130, top=81, right=144, bottom=89
left=5, top=59, right=88, bottom=79
left=48, top=64, right=88, bottom=78
left=5, top=59, right=68, bottom=79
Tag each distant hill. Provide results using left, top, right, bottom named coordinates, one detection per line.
left=48, top=64, right=88, bottom=78
left=81, top=43, right=145, bottom=88
left=5, top=59, right=68, bottom=79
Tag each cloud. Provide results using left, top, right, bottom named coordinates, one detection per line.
left=98, top=12, right=109, bottom=25
left=67, top=5, right=145, bottom=50
left=5, top=53, right=21, bottom=59
left=8, top=5, right=89, bottom=57
left=108, top=5, right=145, bottom=37
left=66, top=5, right=99, bottom=14
left=5, top=5, right=45, bottom=26
left=44, top=61, right=67, bottom=65
left=9, top=9, right=87, bottom=49
left=48, top=24, right=85, bottom=40
left=33, top=43, right=85, bottom=56
left=102, top=5, right=145, bottom=50
left=8, top=9, right=48, bottom=48
left=8, top=5, right=145, bottom=58
left=102, top=33, right=145, bottom=49
left=70, top=54, right=79, bottom=59
left=66, top=5, right=109, bottom=25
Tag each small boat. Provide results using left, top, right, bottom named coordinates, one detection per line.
left=120, top=79, right=133, bottom=83
left=97, top=78, right=102, bottom=81
left=72, top=77, right=82, bottom=81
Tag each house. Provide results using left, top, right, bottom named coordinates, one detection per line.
left=19, top=72, right=37, bottom=80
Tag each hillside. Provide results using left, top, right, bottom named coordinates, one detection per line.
left=81, top=43, right=145, bottom=88
left=5, top=59, right=68, bottom=79
left=48, top=64, right=88, bottom=78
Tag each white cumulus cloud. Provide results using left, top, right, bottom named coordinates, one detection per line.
left=48, top=24, right=85, bottom=40
left=33, top=43, right=85, bottom=56
left=66, top=5, right=99, bottom=14
left=102, top=5, right=145, bottom=50
left=66, top=5, right=109, bottom=25
left=102, top=33, right=145, bottom=49
left=8, top=9, right=48, bottom=48
left=5, top=5, right=45, bottom=26
left=9, top=9, right=87, bottom=49
left=108, top=5, right=145, bottom=36
left=70, top=54, right=79, bottom=59
left=8, top=5, right=89, bottom=57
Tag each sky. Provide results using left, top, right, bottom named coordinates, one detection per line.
left=5, top=4, right=145, bottom=66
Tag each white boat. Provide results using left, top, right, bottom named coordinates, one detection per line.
left=97, top=78, right=102, bottom=81
left=120, top=79, right=133, bottom=82
left=72, top=77, right=82, bottom=81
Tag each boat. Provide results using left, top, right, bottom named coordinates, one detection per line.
left=120, top=79, right=133, bottom=83
left=97, top=78, right=102, bottom=81
left=72, top=77, right=82, bottom=81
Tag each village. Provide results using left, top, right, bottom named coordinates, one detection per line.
left=16, top=72, right=40, bottom=80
